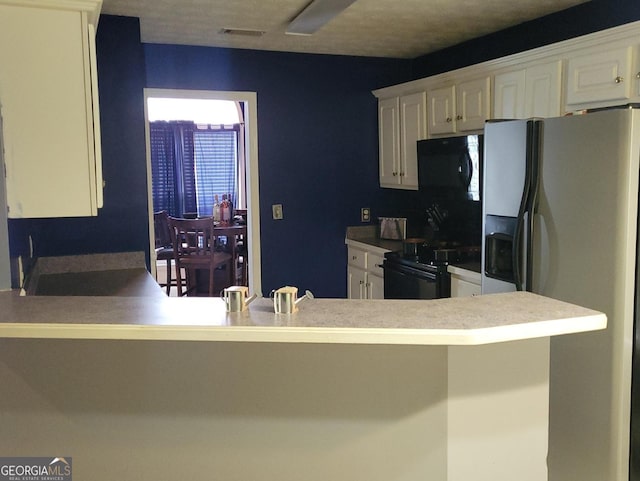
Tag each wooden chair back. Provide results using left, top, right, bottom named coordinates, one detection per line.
left=153, top=211, right=172, bottom=249
left=167, top=217, right=232, bottom=296
left=153, top=211, right=175, bottom=295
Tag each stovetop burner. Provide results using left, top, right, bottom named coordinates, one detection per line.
left=388, top=243, right=481, bottom=268
left=428, top=245, right=481, bottom=264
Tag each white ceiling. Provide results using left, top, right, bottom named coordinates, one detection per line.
left=101, top=0, right=591, bottom=59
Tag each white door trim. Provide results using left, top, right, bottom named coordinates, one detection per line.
left=143, top=88, right=262, bottom=296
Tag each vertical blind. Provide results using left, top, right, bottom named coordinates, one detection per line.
left=150, top=121, right=239, bottom=218
left=194, top=128, right=237, bottom=216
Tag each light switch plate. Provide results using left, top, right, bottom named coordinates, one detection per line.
left=361, top=207, right=370, bottom=222
left=272, top=204, right=283, bottom=220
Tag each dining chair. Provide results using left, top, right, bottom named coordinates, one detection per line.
left=153, top=211, right=176, bottom=295
left=167, top=216, right=233, bottom=296
left=214, top=224, right=248, bottom=286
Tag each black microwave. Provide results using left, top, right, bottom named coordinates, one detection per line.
left=417, top=134, right=483, bottom=200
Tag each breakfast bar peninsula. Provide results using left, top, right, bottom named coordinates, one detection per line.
left=0, top=291, right=605, bottom=481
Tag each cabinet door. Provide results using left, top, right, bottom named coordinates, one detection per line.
left=347, top=247, right=367, bottom=270
left=494, top=70, right=526, bottom=120
left=399, top=92, right=426, bottom=189
left=457, top=77, right=491, bottom=132
left=0, top=3, right=101, bottom=218
left=368, top=273, right=385, bottom=299
left=379, top=97, right=401, bottom=187
left=427, top=85, right=456, bottom=135
left=450, top=276, right=481, bottom=297
left=566, top=46, right=632, bottom=106
left=347, top=265, right=367, bottom=299
left=636, top=47, right=640, bottom=98
left=525, top=61, right=562, bottom=118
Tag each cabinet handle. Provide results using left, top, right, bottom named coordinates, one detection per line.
left=392, top=172, right=398, bottom=177
left=446, top=117, right=452, bottom=123
left=456, top=115, right=462, bottom=120
left=399, top=171, right=405, bottom=177
left=352, top=255, right=357, bottom=260
left=615, top=76, right=624, bottom=84
left=375, top=264, right=383, bottom=268
left=636, top=72, right=640, bottom=79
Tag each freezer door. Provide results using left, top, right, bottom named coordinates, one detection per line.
left=482, top=119, right=530, bottom=294
left=537, top=109, right=640, bottom=481
left=483, top=119, right=529, bottom=217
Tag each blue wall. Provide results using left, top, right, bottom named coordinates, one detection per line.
left=144, top=45, right=412, bottom=296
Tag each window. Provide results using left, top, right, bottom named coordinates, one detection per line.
left=147, top=98, right=246, bottom=217
left=194, top=127, right=238, bottom=216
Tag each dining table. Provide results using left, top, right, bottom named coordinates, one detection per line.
left=193, top=222, right=247, bottom=293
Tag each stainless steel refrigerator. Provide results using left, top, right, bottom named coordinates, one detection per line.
left=481, top=108, right=640, bottom=481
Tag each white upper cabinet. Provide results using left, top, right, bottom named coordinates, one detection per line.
left=427, top=85, right=456, bottom=135
left=494, top=61, right=561, bottom=119
left=428, top=77, right=490, bottom=135
left=525, top=61, right=562, bottom=118
left=374, top=21, right=640, bottom=183
left=457, top=77, right=491, bottom=131
left=378, top=97, right=400, bottom=187
left=494, top=70, right=526, bottom=119
left=398, top=92, right=425, bottom=189
left=378, top=92, right=425, bottom=189
left=566, top=46, right=633, bottom=108
left=0, top=0, right=102, bottom=218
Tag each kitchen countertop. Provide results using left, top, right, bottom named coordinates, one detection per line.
left=32, top=268, right=165, bottom=297
left=0, top=291, right=606, bottom=345
left=25, top=251, right=165, bottom=298
left=346, top=226, right=482, bottom=273
left=345, top=225, right=401, bottom=253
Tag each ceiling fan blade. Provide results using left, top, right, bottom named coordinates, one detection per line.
left=286, top=0, right=358, bottom=35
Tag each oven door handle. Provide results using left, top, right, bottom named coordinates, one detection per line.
left=382, top=262, right=438, bottom=281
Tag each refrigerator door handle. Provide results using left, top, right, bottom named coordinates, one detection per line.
left=525, top=121, right=542, bottom=291
left=513, top=186, right=528, bottom=291
left=513, top=120, right=541, bottom=291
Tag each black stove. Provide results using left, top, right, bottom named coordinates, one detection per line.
left=382, top=245, right=481, bottom=300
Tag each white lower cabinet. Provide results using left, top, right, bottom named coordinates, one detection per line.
left=448, top=266, right=481, bottom=297
left=368, top=273, right=384, bottom=299
left=347, top=245, right=387, bottom=299
left=347, top=265, right=367, bottom=299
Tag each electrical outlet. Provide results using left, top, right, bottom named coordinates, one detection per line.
left=361, top=207, right=371, bottom=222
left=272, top=203, right=283, bottom=220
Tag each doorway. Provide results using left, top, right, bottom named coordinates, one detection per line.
left=143, top=88, right=262, bottom=296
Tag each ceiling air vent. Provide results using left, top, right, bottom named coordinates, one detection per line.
left=219, top=28, right=266, bottom=37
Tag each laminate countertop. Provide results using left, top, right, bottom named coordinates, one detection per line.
left=0, top=291, right=606, bottom=345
